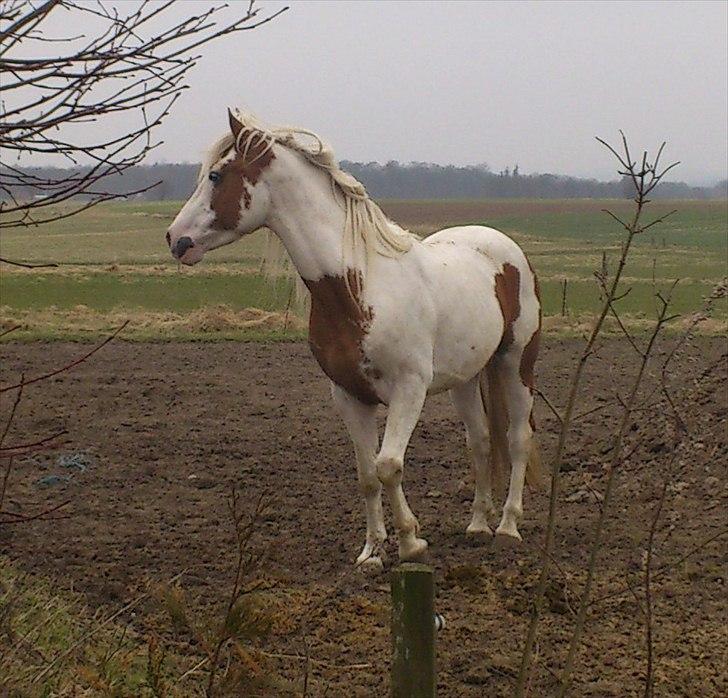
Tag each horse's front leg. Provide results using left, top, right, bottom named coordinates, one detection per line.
left=330, top=383, right=387, bottom=572
left=376, top=376, right=428, bottom=562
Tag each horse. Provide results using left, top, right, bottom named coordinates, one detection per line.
left=167, top=109, right=542, bottom=571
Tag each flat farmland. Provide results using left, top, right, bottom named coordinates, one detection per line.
left=1, top=200, right=726, bottom=695
left=1, top=198, right=726, bottom=340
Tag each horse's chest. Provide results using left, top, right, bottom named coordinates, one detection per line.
left=305, top=274, right=381, bottom=405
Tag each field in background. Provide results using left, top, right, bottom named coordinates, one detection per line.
left=1, top=199, right=725, bottom=340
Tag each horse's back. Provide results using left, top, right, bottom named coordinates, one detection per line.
left=426, top=225, right=528, bottom=271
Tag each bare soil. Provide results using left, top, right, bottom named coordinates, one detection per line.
left=1, top=338, right=725, bottom=697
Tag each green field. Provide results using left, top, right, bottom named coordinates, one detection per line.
left=1, top=199, right=726, bottom=340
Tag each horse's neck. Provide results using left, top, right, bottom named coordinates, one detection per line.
left=264, top=148, right=354, bottom=283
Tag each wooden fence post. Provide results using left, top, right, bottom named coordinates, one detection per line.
left=391, top=562, right=436, bottom=697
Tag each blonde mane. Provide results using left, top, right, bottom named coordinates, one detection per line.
left=201, top=110, right=417, bottom=297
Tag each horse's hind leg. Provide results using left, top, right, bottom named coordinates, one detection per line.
left=450, top=377, right=496, bottom=535
left=495, top=353, right=535, bottom=541
left=330, top=384, right=387, bottom=572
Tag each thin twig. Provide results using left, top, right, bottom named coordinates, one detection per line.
left=0, top=325, right=22, bottom=338
left=0, top=321, right=128, bottom=394
left=205, top=487, right=269, bottom=697
left=0, top=373, right=24, bottom=447
left=1, top=0, right=288, bottom=228
left=535, top=388, right=563, bottom=424
left=0, top=429, right=69, bottom=455
left=178, top=656, right=209, bottom=682
left=0, top=499, right=71, bottom=525
left=0, top=257, right=58, bottom=269
left=590, top=527, right=728, bottom=608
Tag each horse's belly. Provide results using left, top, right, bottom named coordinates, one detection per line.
left=429, top=308, right=502, bottom=393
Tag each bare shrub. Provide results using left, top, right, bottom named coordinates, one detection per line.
left=515, top=134, right=680, bottom=694
left=154, top=487, right=292, bottom=697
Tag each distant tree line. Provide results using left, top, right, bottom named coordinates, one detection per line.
left=6, top=162, right=727, bottom=203
left=342, top=162, right=727, bottom=200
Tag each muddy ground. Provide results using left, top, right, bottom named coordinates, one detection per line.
left=1, top=338, right=726, bottom=697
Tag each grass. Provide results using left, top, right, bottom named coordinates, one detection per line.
left=0, top=558, right=294, bottom=696
left=381, top=199, right=728, bottom=251
left=1, top=271, right=294, bottom=313
left=0, top=201, right=259, bottom=266
left=492, top=200, right=727, bottom=252
left=1, top=199, right=725, bottom=340
left=0, top=305, right=306, bottom=341
left=0, top=558, right=182, bottom=696
left=1, top=271, right=714, bottom=320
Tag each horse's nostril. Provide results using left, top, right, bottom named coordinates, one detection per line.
left=173, top=236, right=195, bottom=258
left=165, top=231, right=171, bottom=246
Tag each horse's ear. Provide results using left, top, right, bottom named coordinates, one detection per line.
left=228, top=108, right=244, bottom=143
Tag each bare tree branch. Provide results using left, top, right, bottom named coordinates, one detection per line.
left=0, top=0, right=288, bottom=229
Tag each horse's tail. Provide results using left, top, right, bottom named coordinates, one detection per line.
left=480, top=357, right=543, bottom=496
left=480, top=359, right=509, bottom=497
left=524, top=429, right=544, bottom=489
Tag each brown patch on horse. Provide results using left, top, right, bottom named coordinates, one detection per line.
left=486, top=261, right=522, bottom=483
left=485, top=259, right=544, bottom=489
left=520, top=328, right=540, bottom=431
left=519, top=328, right=540, bottom=391
left=493, top=262, right=521, bottom=352
left=210, top=156, right=248, bottom=229
left=210, top=114, right=276, bottom=229
left=304, top=270, right=381, bottom=405
left=520, top=260, right=542, bottom=425
left=526, top=257, right=541, bottom=302
left=524, top=255, right=542, bottom=390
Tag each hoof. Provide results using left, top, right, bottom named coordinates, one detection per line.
left=356, top=541, right=387, bottom=571
left=399, top=537, right=428, bottom=562
left=466, top=521, right=494, bottom=538
left=494, top=527, right=523, bottom=549
left=357, top=555, right=385, bottom=574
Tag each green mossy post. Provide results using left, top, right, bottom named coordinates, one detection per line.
left=391, top=563, right=436, bottom=697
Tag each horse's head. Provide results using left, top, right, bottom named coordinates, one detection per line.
left=166, top=110, right=275, bottom=265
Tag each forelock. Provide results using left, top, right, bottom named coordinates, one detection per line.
left=198, top=134, right=236, bottom=183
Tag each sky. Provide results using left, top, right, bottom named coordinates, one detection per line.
left=22, top=0, right=728, bottom=184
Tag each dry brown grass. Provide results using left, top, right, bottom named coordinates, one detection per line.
left=4, top=304, right=722, bottom=342
left=0, top=305, right=307, bottom=341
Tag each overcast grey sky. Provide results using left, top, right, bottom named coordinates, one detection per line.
left=44, top=1, right=728, bottom=183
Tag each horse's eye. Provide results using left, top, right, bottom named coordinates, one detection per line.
left=208, top=171, right=221, bottom=184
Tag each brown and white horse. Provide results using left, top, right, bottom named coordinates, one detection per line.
left=168, top=110, right=542, bottom=570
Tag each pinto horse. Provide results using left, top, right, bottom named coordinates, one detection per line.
left=167, top=110, right=542, bottom=570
